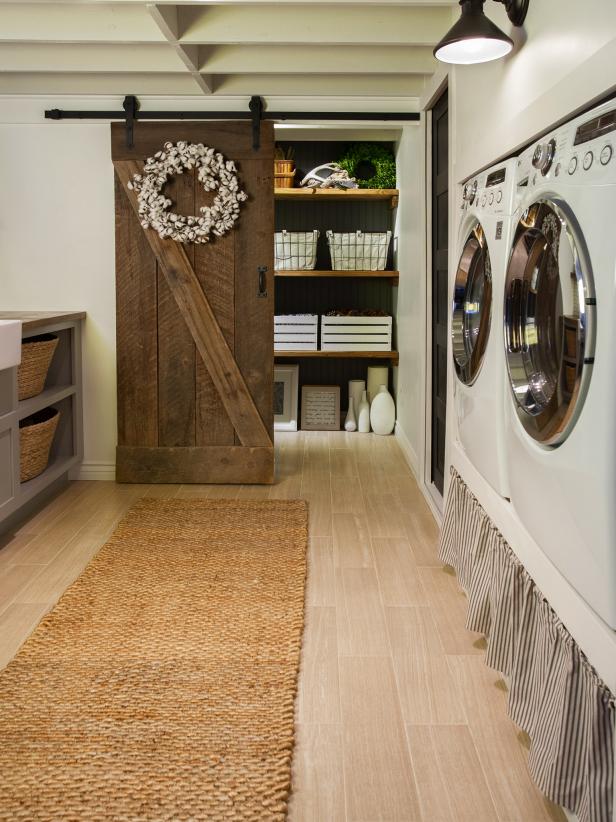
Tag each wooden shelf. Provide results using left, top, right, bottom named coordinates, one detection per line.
left=275, top=350, right=399, bottom=364
left=275, top=269, right=399, bottom=283
left=274, top=187, right=399, bottom=208
left=17, top=384, right=76, bottom=421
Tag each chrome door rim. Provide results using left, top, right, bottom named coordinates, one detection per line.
left=504, top=197, right=596, bottom=446
left=452, top=221, right=492, bottom=386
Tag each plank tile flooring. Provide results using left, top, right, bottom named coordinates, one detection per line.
left=0, top=431, right=565, bottom=822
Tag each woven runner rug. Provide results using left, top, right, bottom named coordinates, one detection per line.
left=0, top=497, right=308, bottom=821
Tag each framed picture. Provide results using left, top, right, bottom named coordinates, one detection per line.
left=301, top=385, right=341, bottom=431
left=273, top=364, right=299, bottom=432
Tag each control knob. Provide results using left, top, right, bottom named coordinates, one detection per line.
left=532, top=138, right=556, bottom=176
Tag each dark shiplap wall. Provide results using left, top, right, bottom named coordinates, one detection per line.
left=274, top=141, right=398, bottom=415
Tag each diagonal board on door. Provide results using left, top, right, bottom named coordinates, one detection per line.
left=112, top=122, right=274, bottom=484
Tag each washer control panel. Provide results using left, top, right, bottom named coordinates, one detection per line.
left=519, top=101, right=616, bottom=190
left=460, top=160, right=517, bottom=216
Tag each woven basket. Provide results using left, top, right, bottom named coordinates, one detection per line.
left=18, top=334, right=59, bottom=401
left=19, top=407, right=60, bottom=483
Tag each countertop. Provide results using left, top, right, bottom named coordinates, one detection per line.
left=0, top=311, right=86, bottom=332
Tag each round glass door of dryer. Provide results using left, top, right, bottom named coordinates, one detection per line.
left=452, top=221, right=493, bottom=386
left=504, top=199, right=595, bottom=446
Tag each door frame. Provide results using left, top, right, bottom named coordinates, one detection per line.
left=421, top=74, right=451, bottom=517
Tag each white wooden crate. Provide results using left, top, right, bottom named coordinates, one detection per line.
left=320, top=315, right=392, bottom=351
left=275, top=314, right=318, bottom=351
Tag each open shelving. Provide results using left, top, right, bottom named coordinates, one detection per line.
left=274, top=139, right=398, bottom=419
left=275, top=350, right=399, bottom=363
left=275, top=187, right=399, bottom=208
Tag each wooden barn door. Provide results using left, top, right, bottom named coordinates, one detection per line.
left=112, top=122, right=274, bottom=484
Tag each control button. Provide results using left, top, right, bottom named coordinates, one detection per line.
left=488, top=192, right=494, bottom=205
left=568, top=156, right=578, bottom=175
left=496, top=190, right=502, bottom=203
left=532, top=174, right=537, bottom=186
left=532, top=138, right=556, bottom=175
left=555, top=162, right=561, bottom=177
left=583, top=151, right=594, bottom=170
left=481, top=194, right=487, bottom=206
left=600, top=144, right=613, bottom=165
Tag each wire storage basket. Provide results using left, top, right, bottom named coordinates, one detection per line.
left=274, top=230, right=319, bottom=271
left=326, top=230, right=392, bottom=271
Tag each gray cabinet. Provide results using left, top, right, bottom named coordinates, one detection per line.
left=0, top=313, right=84, bottom=532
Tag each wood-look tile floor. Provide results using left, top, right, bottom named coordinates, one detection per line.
left=0, top=431, right=565, bottom=822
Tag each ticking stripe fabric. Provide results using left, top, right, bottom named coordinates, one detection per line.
left=439, top=469, right=616, bottom=822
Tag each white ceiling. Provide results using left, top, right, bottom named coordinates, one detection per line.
left=0, top=1, right=457, bottom=98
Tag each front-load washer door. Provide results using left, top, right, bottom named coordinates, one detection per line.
left=452, top=221, right=492, bottom=386
left=504, top=199, right=596, bottom=446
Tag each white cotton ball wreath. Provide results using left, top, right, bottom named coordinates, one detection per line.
left=127, top=140, right=248, bottom=244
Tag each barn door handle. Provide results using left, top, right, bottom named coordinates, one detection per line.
left=257, top=266, right=268, bottom=298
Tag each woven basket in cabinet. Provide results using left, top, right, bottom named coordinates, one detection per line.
left=19, top=407, right=60, bottom=482
left=17, top=334, right=59, bottom=401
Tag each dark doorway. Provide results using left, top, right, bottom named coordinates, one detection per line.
left=430, top=89, right=449, bottom=495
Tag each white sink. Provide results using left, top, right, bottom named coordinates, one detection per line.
left=0, top=320, right=22, bottom=370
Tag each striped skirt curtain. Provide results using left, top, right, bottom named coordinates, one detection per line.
left=439, top=468, right=615, bottom=822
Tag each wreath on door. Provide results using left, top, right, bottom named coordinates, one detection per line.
left=128, top=141, right=248, bottom=244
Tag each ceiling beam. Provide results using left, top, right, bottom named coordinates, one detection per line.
left=211, top=73, right=427, bottom=97
left=147, top=4, right=212, bottom=94
left=0, top=4, right=164, bottom=43
left=179, top=5, right=452, bottom=46
left=0, top=72, right=204, bottom=94
left=0, top=43, right=189, bottom=73
left=199, top=44, right=437, bottom=75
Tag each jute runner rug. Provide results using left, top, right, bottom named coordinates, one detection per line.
left=0, top=497, right=308, bottom=821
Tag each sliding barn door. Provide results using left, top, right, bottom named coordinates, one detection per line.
left=112, top=122, right=274, bottom=484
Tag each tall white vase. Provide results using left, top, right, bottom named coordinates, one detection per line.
left=370, top=384, right=395, bottom=435
left=367, top=366, right=388, bottom=404
left=348, top=379, right=366, bottom=420
left=357, top=390, right=371, bottom=433
left=344, top=397, right=357, bottom=432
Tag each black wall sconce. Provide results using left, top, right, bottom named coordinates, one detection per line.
left=434, top=0, right=529, bottom=64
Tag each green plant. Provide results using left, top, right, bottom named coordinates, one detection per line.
left=337, top=143, right=396, bottom=189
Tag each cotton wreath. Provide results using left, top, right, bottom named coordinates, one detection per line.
left=128, top=140, right=248, bottom=244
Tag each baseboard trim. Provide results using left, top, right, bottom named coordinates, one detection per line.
left=75, top=461, right=116, bottom=481
left=394, top=422, right=443, bottom=525
left=394, top=421, right=419, bottom=478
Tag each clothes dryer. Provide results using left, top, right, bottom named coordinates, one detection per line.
left=452, top=159, right=518, bottom=497
left=503, top=100, right=616, bottom=627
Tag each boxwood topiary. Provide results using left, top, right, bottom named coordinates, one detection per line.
left=337, top=143, right=397, bottom=189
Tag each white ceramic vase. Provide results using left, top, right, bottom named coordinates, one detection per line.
left=367, top=366, right=389, bottom=404
left=344, top=397, right=357, bottom=432
left=348, top=379, right=366, bottom=419
left=370, top=384, right=395, bottom=435
left=357, top=390, right=371, bottom=433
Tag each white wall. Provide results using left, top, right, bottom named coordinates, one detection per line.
left=393, top=122, right=427, bottom=484
left=0, top=121, right=117, bottom=478
left=451, top=0, right=616, bottom=183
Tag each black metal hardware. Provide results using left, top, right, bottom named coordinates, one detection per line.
left=123, top=95, right=138, bottom=148
left=257, top=266, right=268, bottom=298
left=586, top=297, right=597, bottom=305
left=584, top=357, right=595, bottom=364
left=497, top=0, right=530, bottom=26
left=44, top=96, right=420, bottom=129
left=249, top=95, right=264, bottom=151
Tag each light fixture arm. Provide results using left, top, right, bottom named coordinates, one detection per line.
left=494, top=0, right=529, bottom=26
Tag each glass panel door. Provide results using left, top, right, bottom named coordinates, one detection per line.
left=504, top=199, right=595, bottom=445
left=452, top=222, right=492, bottom=386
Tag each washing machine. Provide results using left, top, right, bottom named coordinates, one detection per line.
left=451, top=158, right=518, bottom=497
left=503, top=99, right=616, bottom=627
